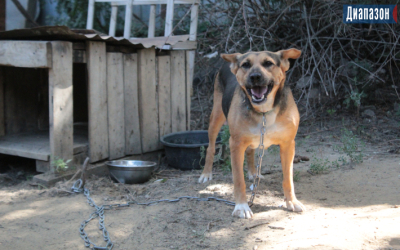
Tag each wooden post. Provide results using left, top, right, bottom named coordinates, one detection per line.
left=86, top=0, right=95, bottom=29
left=158, top=55, right=172, bottom=144
left=106, top=52, right=125, bottom=159
left=164, top=0, right=174, bottom=37
left=123, top=53, right=142, bottom=155
left=109, top=4, right=118, bottom=36
left=189, top=3, right=199, bottom=41
left=124, top=0, right=133, bottom=38
left=0, top=67, right=4, bottom=136
left=86, top=41, right=109, bottom=162
left=138, top=48, right=159, bottom=153
left=170, top=51, right=186, bottom=132
left=148, top=4, right=156, bottom=38
left=49, top=41, right=73, bottom=173
left=186, top=51, right=194, bottom=130
left=186, top=2, right=198, bottom=130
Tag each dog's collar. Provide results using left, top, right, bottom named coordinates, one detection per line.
left=246, top=105, right=273, bottom=115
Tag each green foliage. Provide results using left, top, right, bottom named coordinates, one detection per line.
left=327, top=109, right=336, bottom=116
left=199, top=146, right=206, bottom=169
left=309, top=155, right=331, bottom=174
left=334, top=128, right=365, bottom=165
left=200, top=125, right=232, bottom=174
left=344, top=89, right=367, bottom=109
left=293, top=170, right=300, bottom=182
left=52, top=157, right=72, bottom=174
left=219, top=125, right=232, bottom=174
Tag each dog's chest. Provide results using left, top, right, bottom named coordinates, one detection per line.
left=246, top=114, right=283, bottom=148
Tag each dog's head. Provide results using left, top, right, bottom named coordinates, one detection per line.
left=221, top=49, right=301, bottom=113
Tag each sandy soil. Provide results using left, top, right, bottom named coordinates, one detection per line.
left=0, top=131, right=399, bottom=250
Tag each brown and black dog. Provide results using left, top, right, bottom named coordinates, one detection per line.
left=198, top=48, right=305, bottom=218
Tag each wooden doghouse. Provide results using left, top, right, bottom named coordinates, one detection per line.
left=0, top=26, right=195, bottom=173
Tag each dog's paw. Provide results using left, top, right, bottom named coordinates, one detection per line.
left=232, top=203, right=253, bottom=219
left=248, top=173, right=265, bottom=181
left=198, top=173, right=212, bottom=183
left=285, top=199, right=306, bottom=212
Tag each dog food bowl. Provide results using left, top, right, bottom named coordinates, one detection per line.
left=105, top=160, right=156, bottom=184
left=160, top=130, right=222, bottom=170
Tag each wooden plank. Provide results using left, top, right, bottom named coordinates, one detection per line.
left=0, top=128, right=88, bottom=162
left=0, top=41, right=51, bottom=68
left=189, top=3, right=199, bottom=41
left=164, top=0, right=174, bottom=37
left=0, top=67, right=4, bottom=136
left=170, top=50, right=186, bottom=132
left=157, top=55, right=172, bottom=142
left=123, top=53, right=142, bottom=154
left=148, top=4, right=156, bottom=38
left=124, top=0, right=133, bottom=38
left=106, top=52, right=125, bottom=159
left=160, top=41, right=197, bottom=50
left=109, top=5, right=118, bottom=36
left=138, top=48, right=159, bottom=153
left=86, top=0, right=95, bottom=29
left=186, top=50, right=195, bottom=130
left=49, top=41, right=74, bottom=173
left=86, top=41, right=109, bottom=162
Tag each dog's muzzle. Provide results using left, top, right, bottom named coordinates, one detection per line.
left=246, top=81, right=273, bottom=104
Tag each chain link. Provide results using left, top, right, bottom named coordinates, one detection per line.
left=248, top=112, right=267, bottom=207
left=73, top=113, right=267, bottom=249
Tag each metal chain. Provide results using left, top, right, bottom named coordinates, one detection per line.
left=72, top=180, right=235, bottom=250
left=248, top=112, right=267, bottom=207
left=72, top=113, right=267, bottom=249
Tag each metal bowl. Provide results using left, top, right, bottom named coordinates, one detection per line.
left=105, top=160, right=156, bottom=184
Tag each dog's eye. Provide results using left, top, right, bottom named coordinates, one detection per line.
left=241, top=62, right=251, bottom=68
left=262, top=61, right=274, bottom=68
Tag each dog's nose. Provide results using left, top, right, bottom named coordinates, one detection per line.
left=249, top=72, right=262, bottom=82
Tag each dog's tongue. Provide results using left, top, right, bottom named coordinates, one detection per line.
left=250, top=86, right=268, bottom=99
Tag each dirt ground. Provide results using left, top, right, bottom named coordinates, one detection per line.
left=0, top=120, right=399, bottom=250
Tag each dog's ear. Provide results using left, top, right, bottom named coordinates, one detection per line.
left=221, top=53, right=241, bottom=74
left=278, top=48, right=301, bottom=72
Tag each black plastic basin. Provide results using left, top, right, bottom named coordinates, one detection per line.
left=160, top=130, right=222, bottom=170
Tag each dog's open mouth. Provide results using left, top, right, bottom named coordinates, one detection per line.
left=247, top=85, right=272, bottom=104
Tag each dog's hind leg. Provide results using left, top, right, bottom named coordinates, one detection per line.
left=246, top=148, right=265, bottom=180
left=198, top=87, right=226, bottom=183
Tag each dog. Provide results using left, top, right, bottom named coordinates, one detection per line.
left=198, top=48, right=305, bottom=219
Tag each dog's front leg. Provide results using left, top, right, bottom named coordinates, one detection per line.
left=230, top=137, right=253, bottom=219
left=280, top=140, right=306, bottom=212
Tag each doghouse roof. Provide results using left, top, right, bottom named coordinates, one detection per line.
left=0, top=26, right=195, bottom=50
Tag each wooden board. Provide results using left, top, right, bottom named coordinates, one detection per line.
left=0, top=67, right=4, bottom=136
left=0, top=126, right=88, bottom=162
left=186, top=50, right=195, bottom=130
left=138, top=48, right=159, bottom=153
left=123, top=53, right=142, bottom=155
left=49, top=41, right=73, bottom=172
left=170, top=51, right=187, bottom=132
left=157, top=55, right=172, bottom=142
left=86, top=41, right=109, bottom=162
left=106, top=52, right=125, bottom=159
left=0, top=41, right=51, bottom=68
